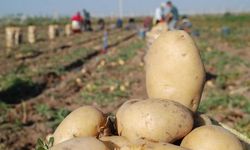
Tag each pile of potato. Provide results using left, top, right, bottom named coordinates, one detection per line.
left=48, top=24, right=248, bottom=150
left=5, top=27, right=23, bottom=48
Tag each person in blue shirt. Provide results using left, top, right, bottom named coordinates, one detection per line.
left=166, top=1, right=179, bottom=30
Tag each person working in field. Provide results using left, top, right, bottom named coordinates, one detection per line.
left=83, top=9, right=93, bottom=31
left=101, top=29, right=108, bottom=54
left=166, top=1, right=179, bottom=30
left=97, top=18, right=105, bottom=31
left=154, top=3, right=165, bottom=25
left=179, top=15, right=192, bottom=33
left=143, top=16, right=153, bottom=31
left=71, top=12, right=84, bottom=33
left=116, top=18, right=123, bottom=28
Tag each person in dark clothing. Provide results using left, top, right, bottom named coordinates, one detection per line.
left=97, top=18, right=105, bottom=31
left=83, top=9, right=93, bottom=31
left=179, top=15, right=192, bottom=33
left=166, top=1, right=179, bottom=30
left=116, top=18, right=123, bottom=28
left=126, top=18, right=136, bottom=30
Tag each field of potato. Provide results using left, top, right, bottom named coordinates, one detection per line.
left=0, top=14, right=249, bottom=150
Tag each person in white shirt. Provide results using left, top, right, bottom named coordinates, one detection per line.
left=154, top=4, right=165, bottom=24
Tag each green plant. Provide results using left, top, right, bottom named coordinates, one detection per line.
left=0, top=73, right=33, bottom=91
left=50, top=108, right=70, bottom=130
left=235, top=117, right=250, bottom=138
left=81, top=78, right=129, bottom=105
left=198, top=92, right=228, bottom=113
left=199, top=91, right=250, bottom=113
left=13, top=118, right=23, bottom=130
left=35, top=104, right=52, bottom=119
left=35, top=137, right=54, bottom=150
left=0, top=102, right=10, bottom=123
left=215, top=74, right=227, bottom=89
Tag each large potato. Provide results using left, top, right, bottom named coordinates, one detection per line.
left=116, top=99, right=193, bottom=143
left=53, top=106, right=107, bottom=145
left=100, top=136, right=189, bottom=150
left=51, top=137, right=109, bottom=150
left=145, top=30, right=205, bottom=112
left=116, top=99, right=141, bottom=131
left=181, top=125, right=244, bottom=150
left=121, top=140, right=190, bottom=150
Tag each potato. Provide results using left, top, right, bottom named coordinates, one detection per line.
left=51, top=137, right=109, bottom=150
left=136, top=142, right=189, bottom=150
left=121, top=140, right=190, bottom=150
left=181, top=125, right=244, bottom=150
left=116, top=99, right=193, bottom=143
left=100, top=136, right=189, bottom=150
left=53, top=106, right=107, bottom=145
left=116, top=99, right=141, bottom=128
left=145, top=30, right=205, bottom=112
left=27, top=25, right=36, bottom=44
left=100, top=136, right=130, bottom=149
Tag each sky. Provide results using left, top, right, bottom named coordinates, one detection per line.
left=0, top=0, right=250, bottom=17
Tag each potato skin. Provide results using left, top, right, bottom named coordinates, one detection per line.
left=100, top=136, right=130, bottom=149
left=116, top=99, right=193, bottom=143
left=145, top=30, right=205, bottom=112
left=126, top=141, right=190, bottom=150
left=181, top=125, right=244, bottom=150
left=51, top=137, right=109, bottom=150
left=53, top=106, right=106, bottom=145
left=116, top=99, right=141, bottom=133
left=140, top=143, right=189, bottom=150
left=100, top=136, right=189, bottom=150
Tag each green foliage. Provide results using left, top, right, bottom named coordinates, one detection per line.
left=0, top=102, right=9, bottom=114
left=35, top=137, right=54, bottom=150
left=200, top=48, right=248, bottom=88
left=0, top=73, right=33, bottom=92
left=0, top=102, right=10, bottom=123
left=35, top=103, right=70, bottom=129
left=105, top=40, right=144, bottom=62
left=49, top=108, right=70, bottom=130
left=201, top=49, right=245, bottom=70
left=81, top=78, right=129, bottom=105
left=199, top=91, right=250, bottom=113
left=235, top=118, right=250, bottom=138
left=80, top=40, right=143, bottom=105
left=215, top=74, right=227, bottom=89
left=118, top=41, right=143, bottom=61
left=35, top=104, right=53, bottom=119
left=199, top=92, right=228, bottom=113
left=192, top=13, right=250, bottom=49
left=13, top=118, right=23, bottom=130
left=18, top=44, right=39, bottom=56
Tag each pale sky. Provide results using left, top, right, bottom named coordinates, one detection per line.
left=0, top=0, right=250, bottom=17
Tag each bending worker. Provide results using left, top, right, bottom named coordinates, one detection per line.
left=166, top=1, right=179, bottom=30
left=71, top=12, right=84, bottom=33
